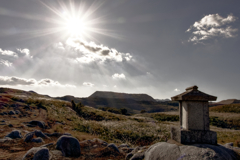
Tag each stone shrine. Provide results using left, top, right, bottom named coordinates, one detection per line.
left=171, top=85, right=217, bottom=144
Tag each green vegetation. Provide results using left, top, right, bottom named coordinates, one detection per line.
left=152, top=113, right=179, bottom=122
left=98, top=106, right=128, bottom=115
left=210, top=116, right=240, bottom=130
left=210, top=104, right=240, bottom=113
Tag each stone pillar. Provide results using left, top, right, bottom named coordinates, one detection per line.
left=170, top=85, right=217, bottom=145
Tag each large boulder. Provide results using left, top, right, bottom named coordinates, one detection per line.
left=5, top=130, right=22, bottom=139
left=56, top=135, right=81, bottom=157
left=144, top=142, right=239, bottom=160
left=22, top=147, right=49, bottom=160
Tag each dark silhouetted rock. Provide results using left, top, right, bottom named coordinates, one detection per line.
left=107, top=143, right=120, bottom=153
left=24, top=132, right=34, bottom=142
left=8, top=110, right=15, bottom=115
left=15, top=110, right=20, bottom=114
left=8, top=124, right=13, bottom=127
left=34, top=130, right=49, bottom=139
left=56, top=135, right=81, bottom=157
left=28, top=120, right=45, bottom=128
left=5, top=130, right=22, bottom=139
left=31, top=137, right=44, bottom=143
left=22, top=147, right=49, bottom=160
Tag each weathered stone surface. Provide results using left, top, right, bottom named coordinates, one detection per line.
left=144, top=142, right=239, bottom=160
left=44, top=132, right=71, bottom=137
left=22, top=147, right=50, bottom=160
left=171, top=127, right=217, bottom=145
left=5, top=130, right=22, bottom=139
left=107, top=143, right=120, bottom=153
left=31, top=137, right=44, bottom=143
left=56, top=135, right=81, bottom=157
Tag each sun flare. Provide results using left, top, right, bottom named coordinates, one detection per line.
left=64, top=17, right=86, bottom=37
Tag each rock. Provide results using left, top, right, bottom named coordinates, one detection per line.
left=24, top=130, right=49, bottom=142
left=24, top=132, right=34, bottom=142
left=22, top=147, right=50, bottom=160
left=0, top=137, right=13, bottom=143
left=15, top=110, right=20, bottom=114
left=56, top=135, right=81, bottom=157
left=144, top=142, right=239, bottom=160
left=28, top=120, right=45, bottom=128
left=13, top=116, right=17, bottom=118
left=34, top=130, right=49, bottom=139
left=0, top=120, right=5, bottom=122
left=107, top=143, right=120, bottom=153
left=31, top=137, right=44, bottom=143
left=121, top=147, right=134, bottom=153
left=0, top=113, right=4, bottom=115
left=8, top=110, right=15, bottom=115
left=5, top=130, right=22, bottom=139
left=118, top=144, right=130, bottom=148
left=3, top=112, right=8, bottom=115
left=8, top=124, right=13, bottom=127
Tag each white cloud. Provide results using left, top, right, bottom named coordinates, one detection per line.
left=17, top=48, right=32, bottom=58
left=112, top=73, right=126, bottom=80
left=0, top=59, right=12, bottom=67
left=0, top=76, right=75, bottom=87
left=186, top=14, right=238, bottom=43
left=174, top=88, right=180, bottom=92
left=66, top=38, right=133, bottom=63
left=83, top=82, right=94, bottom=87
left=0, top=48, right=18, bottom=57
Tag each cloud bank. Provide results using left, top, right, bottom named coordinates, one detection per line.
left=0, top=76, right=75, bottom=87
left=66, top=38, right=133, bottom=63
left=187, top=14, right=238, bottom=43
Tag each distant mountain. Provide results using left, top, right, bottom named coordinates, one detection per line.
left=56, top=91, right=178, bottom=114
left=210, top=99, right=240, bottom=107
left=89, top=91, right=156, bottom=102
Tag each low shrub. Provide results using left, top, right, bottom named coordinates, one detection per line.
left=153, top=114, right=179, bottom=122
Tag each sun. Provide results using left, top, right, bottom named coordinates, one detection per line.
left=40, top=1, right=104, bottom=40
left=64, top=16, right=86, bottom=37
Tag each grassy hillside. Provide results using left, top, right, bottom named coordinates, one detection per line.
left=209, top=104, right=240, bottom=113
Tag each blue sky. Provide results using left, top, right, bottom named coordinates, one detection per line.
left=0, top=0, right=240, bottom=101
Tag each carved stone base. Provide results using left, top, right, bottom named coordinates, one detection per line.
left=171, top=127, right=217, bottom=145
